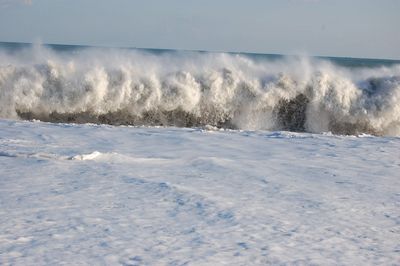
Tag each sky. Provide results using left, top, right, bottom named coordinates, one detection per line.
left=0, top=0, right=399, bottom=59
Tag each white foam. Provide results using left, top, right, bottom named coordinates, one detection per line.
left=0, top=119, right=399, bottom=264
left=70, top=151, right=103, bottom=161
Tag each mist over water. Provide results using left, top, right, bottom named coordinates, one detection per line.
left=1, top=44, right=400, bottom=136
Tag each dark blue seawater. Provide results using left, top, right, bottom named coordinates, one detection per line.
left=1, top=41, right=399, bottom=68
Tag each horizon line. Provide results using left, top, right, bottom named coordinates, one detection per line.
left=1, top=40, right=400, bottom=62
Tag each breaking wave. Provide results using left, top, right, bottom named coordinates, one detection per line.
left=1, top=45, right=400, bottom=136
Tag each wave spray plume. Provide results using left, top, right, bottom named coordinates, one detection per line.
left=1, top=45, right=400, bottom=136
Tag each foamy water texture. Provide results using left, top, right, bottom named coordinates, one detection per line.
left=1, top=45, right=400, bottom=136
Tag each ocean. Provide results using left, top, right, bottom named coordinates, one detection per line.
left=1, top=42, right=399, bottom=136
left=1, top=42, right=400, bottom=265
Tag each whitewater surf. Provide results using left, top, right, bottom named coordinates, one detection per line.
left=1, top=42, right=399, bottom=136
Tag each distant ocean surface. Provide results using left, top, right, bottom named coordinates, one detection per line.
left=1, top=42, right=399, bottom=136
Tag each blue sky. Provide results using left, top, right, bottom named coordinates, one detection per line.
left=0, top=0, right=399, bottom=59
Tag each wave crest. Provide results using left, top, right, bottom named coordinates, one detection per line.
left=1, top=47, right=400, bottom=136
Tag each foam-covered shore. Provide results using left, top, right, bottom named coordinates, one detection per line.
left=0, top=119, right=399, bottom=265
left=1, top=45, right=400, bottom=136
